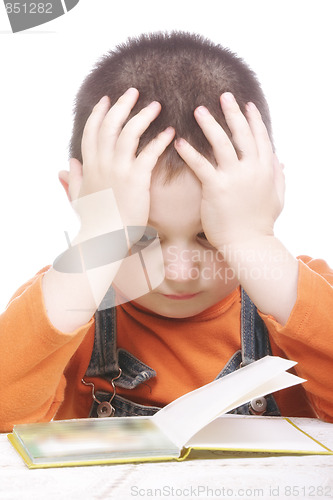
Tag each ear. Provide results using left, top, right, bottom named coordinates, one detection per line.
left=58, top=170, right=72, bottom=202
left=58, top=158, right=83, bottom=203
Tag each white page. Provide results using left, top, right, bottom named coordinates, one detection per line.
left=218, top=371, right=304, bottom=416
left=153, top=356, right=305, bottom=448
left=186, top=415, right=327, bottom=453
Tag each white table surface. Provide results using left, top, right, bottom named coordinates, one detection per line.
left=1, top=418, right=333, bottom=500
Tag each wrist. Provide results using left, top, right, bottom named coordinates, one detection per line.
left=218, top=236, right=298, bottom=325
left=219, top=235, right=297, bottom=281
left=218, top=234, right=278, bottom=265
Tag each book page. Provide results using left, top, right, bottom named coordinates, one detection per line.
left=186, top=415, right=329, bottom=453
left=217, top=371, right=302, bottom=415
left=153, top=356, right=305, bottom=448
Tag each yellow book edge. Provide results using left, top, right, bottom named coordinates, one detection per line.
left=7, top=418, right=333, bottom=469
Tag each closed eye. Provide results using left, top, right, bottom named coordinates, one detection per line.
left=197, top=231, right=215, bottom=248
left=139, top=234, right=156, bottom=243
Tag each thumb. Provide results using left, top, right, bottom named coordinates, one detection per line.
left=68, top=158, right=83, bottom=201
left=273, top=154, right=285, bottom=211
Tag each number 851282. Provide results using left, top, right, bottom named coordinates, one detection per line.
left=5, top=3, right=53, bottom=14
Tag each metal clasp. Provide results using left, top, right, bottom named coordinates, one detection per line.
left=81, top=368, right=122, bottom=418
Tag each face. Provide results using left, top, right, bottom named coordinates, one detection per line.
left=112, top=168, right=239, bottom=318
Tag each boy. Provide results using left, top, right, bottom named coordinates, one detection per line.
left=0, top=32, right=332, bottom=430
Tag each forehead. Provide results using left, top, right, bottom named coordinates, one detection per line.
left=149, top=168, right=202, bottom=230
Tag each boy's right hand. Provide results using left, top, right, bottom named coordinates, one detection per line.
left=46, top=89, right=174, bottom=331
left=61, top=88, right=175, bottom=238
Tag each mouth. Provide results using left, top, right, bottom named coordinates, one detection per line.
left=161, top=293, right=201, bottom=301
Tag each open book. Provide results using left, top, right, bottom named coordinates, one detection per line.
left=8, top=356, right=332, bottom=468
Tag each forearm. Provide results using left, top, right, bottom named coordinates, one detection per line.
left=262, top=257, right=333, bottom=421
left=0, top=271, right=92, bottom=431
left=42, top=262, right=119, bottom=333
left=221, top=236, right=299, bottom=325
left=42, top=188, right=128, bottom=333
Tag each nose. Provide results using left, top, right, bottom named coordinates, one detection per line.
left=163, top=244, right=200, bottom=282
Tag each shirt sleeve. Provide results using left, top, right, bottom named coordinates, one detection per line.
left=260, top=256, right=333, bottom=422
left=0, top=268, right=94, bottom=432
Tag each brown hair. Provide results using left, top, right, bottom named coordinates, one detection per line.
left=70, top=31, right=273, bottom=179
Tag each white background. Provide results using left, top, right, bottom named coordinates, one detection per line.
left=0, top=0, right=332, bottom=310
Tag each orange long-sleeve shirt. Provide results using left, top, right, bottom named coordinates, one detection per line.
left=1, top=256, right=332, bottom=432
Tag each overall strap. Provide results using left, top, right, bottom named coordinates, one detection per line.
left=85, top=288, right=119, bottom=379
left=218, top=288, right=281, bottom=416
left=85, top=287, right=156, bottom=388
left=241, top=288, right=273, bottom=365
left=84, top=288, right=159, bottom=417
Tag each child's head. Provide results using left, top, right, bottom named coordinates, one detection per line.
left=70, top=31, right=273, bottom=181
left=69, top=32, right=275, bottom=317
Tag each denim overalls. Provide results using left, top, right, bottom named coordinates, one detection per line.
left=84, top=288, right=281, bottom=418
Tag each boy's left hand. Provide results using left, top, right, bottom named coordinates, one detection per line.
left=174, top=93, right=285, bottom=252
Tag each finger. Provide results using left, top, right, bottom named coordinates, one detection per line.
left=220, top=92, right=257, bottom=158
left=81, top=96, right=111, bottom=165
left=136, top=126, right=176, bottom=172
left=174, top=138, right=217, bottom=184
left=68, top=158, right=83, bottom=201
left=245, top=102, right=273, bottom=161
left=273, top=154, right=285, bottom=209
left=193, top=106, right=238, bottom=168
left=98, top=88, right=140, bottom=152
left=113, top=101, right=162, bottom=161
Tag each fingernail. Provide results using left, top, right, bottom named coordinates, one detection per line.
left=222, top=92, right=235, bottom=103
left=196, top=106, right=209, bottom=115
left=125, top=87, right=138, bottom=95
left=175, top=138, right=186, bottom=148
left=148, top=101, right=161, bottom=109
left=246, top=102, right=257, bottom=111
left=97, top=96, right=109, bottom=105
